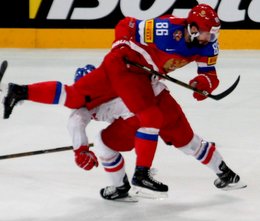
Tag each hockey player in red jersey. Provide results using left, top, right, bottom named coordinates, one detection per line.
left=67, top=64, right=245, bottom=201
left=3, top=4, right=244, bottom=198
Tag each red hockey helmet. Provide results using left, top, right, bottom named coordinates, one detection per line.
left=187, top=4, right=221, bottom=42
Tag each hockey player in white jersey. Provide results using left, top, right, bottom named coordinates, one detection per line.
left=68, top=65, right=168, bottom=200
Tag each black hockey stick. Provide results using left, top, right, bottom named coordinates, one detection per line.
left=0, top=143, right=94, bottom=160
left=124, top=58, right=240, bottom=101
left=0, top=60, right=8, bottom=83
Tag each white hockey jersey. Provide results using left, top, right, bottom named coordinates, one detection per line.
left=67, top=80, right=167, bottom=149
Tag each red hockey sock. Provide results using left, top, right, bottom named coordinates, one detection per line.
left=134, top=127, right=159, bottom=168
left=28, top=81, right=64, bottom=104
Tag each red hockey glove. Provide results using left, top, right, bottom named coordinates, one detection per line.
left=189, top=74, right=214, bottom=101
left=74, top=145, right=98, bottom=170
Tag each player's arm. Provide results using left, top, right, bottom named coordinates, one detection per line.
left=189, top=43, right=220, bottom=101
left=114, top=17, right=137, bottom=42
left=67, top=108, right=98, bottom=170
left=67, top=65, right=99, bottom=170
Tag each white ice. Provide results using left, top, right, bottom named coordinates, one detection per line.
left=0, top=49, right=259, bottom=221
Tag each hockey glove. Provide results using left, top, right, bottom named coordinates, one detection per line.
left=74, top=145, right=98, bottom=170
left=189, top=74, right=216, bottom=101
left=74, top=64, right=96, bottom=82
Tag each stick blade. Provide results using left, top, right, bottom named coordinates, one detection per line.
left=209, top=75, right=240, bottom=100
left=0, top=60, right=8, bottom=82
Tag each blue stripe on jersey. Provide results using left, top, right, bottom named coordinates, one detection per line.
left=102, top=154, right=122, bottom=167
left=53, top=81, right=62, bottom=104
left=198, top=66, right=216, bottom=73
left=136, top=131, right=158, bottom=141
left=197, top=142, right=209, bottom=160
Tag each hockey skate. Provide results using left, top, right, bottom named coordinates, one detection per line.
left=131, top=166, right=168, bottom=199
left=3, top=83, right=28, bottom=119
left=100, top=175, right=137, bottom=202
left=214, top=161, right=247, bottom=191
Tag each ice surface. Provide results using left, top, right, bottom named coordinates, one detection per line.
left=0, top=49, right=259, bottom=221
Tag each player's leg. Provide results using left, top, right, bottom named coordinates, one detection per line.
left=3, top=67, right=114, bottom=118
left=104, top=51, right=168, bottom=192
left=101, top=116, right=168, bottom=198
left=3, top=81, right=85, bottom=119
left=94, top=131, right=131, bottom=200
left=158, top=90, right=245, bottom=189
left=101, top=117, right=137, bottom=152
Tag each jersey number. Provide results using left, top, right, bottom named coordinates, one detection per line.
left=155, top=22, right=169, bottom=36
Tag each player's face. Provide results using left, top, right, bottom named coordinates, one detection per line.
left=189, top=26, right=210, bottom=45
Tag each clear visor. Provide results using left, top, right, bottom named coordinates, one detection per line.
left=199, top=31, right=219, bottom=42
left=188, top=24, right=220, bottom=42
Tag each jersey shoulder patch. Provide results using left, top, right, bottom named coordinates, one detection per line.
left=144, top=19, right=154, bottom=43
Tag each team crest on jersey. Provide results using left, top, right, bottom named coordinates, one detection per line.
left=163, top=58, right=189, bottom=72
left=144, top=19, right=154, bottom=43
left=173, top=30, right=182, bottom=41
left=208, top=56, right=218, bottom=65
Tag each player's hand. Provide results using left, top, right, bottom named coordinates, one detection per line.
left=189, top=75, right=213, bottom=101
left=74, top=145, right=98, bottom=170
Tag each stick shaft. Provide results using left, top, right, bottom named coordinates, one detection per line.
left=124, top=58, right=240, bottom=101
left=0, top=143, right=94, bottom=160
left=0, top=146, right=73, bottom=160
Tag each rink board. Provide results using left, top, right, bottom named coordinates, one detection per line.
left=0, top=28, right=259, bottom=49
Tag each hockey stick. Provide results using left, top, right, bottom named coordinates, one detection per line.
left=0, top=60, right=8, bottom=85
left=124, top=58, right=240, bottom=101
left=0, top=143, right=94, bottom=160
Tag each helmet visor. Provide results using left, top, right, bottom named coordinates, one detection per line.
left=199, top=31, right=219, bottom=42
left=188, top=24, right=220, bottom=43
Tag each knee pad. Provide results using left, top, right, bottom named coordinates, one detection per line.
left=137, top=106, right=163, bottom=129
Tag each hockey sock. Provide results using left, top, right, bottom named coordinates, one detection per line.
left=134, top=127, right=159, bottom=168
left=101, top=152, right=126, bottom=187
left=178, top=134, right=223, bottom=174
left=196, top=142, right=223, bottom=174
left=28, top=81, right=66, bottom=104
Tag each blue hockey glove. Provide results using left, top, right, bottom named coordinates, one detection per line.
left=74, top=64, right=96, bottom=82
